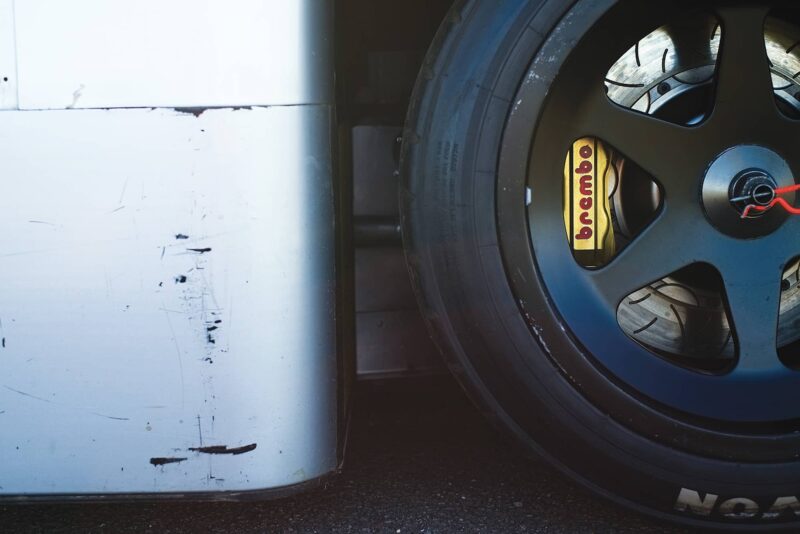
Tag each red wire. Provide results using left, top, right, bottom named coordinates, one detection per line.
left=741, top=184, right=800, bottom=219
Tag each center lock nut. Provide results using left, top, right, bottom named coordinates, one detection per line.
left=729, top=170, right=778, bottom=218
left=702, top=145, right=795, bottom=239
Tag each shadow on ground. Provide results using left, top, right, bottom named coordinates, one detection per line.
left=0, top=376, right=684, bottom=533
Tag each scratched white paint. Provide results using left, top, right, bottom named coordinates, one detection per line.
left=14, top=0, right=332, bottom=109
left=0, top=0, right=18, bottom=109
left=0, top=106, right=337, bottom=494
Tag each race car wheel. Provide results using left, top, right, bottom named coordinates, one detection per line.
left=401, top=0, right=800, bottom=528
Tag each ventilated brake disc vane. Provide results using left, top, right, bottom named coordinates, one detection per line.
left=563, top=137, right=616, bottom=268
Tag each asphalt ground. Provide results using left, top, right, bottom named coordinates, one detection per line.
left=1, top=375, right=687, bottom=533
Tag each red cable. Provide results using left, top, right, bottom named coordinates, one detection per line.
left=741, top=184, right=800, bottom=218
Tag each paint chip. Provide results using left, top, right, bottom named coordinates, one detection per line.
left=189, top=443, right=257, bottom=455
left=149, top=457, right=187, bottom=466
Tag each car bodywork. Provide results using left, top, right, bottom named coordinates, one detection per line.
left=0, top=0, right=342, bottom=500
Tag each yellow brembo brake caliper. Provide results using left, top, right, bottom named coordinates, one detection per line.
left=563, top=137, right=616, bottom=268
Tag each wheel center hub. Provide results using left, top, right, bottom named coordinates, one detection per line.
left=702, top=145, right=795, bottom=238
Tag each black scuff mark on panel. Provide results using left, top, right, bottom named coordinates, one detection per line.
left=174, top=106, right=255, bottom=118
left=91, top=412, right=130, bottom=421
left=174, top=107, right=206, bottom=117
left=197, top=415, right=204, bottom=447
left=187, top=248, right=212, bottom=254
left=2, top=338, right=5, bottom=348
left=5, top=386, right=128, bottom=420
left=175, top=275, right=188, bottom=284
left=175, top=234, right=190, bottom=240
left=150, top=457, right=187, bottom=466
left=3, top=385, right=51, bottom=403
left=189, top=443, right=257, bottom=456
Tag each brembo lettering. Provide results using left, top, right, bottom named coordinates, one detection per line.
left=575, top=145, right=594, bottom=240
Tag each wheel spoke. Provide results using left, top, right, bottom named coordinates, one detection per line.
left=712, top=6, right=775, bottom=122
left=665, top=17, right=717, bottom=69
left=720, top=253, right=784, bottom=375
left=776, top=217, right=800, bottom=263
left=578, top=88, right=702, bottom=194
left=588, top=207, right=705, bottom=308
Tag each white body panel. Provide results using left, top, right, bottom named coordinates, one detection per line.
left=14, top=0, right=332, bottom=110
left=0, top=0, right=17, bottom=109
left=0, top=1, right=338, bottom=498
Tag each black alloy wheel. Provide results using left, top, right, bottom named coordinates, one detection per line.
left=402, top=0, right=800, bottom=529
